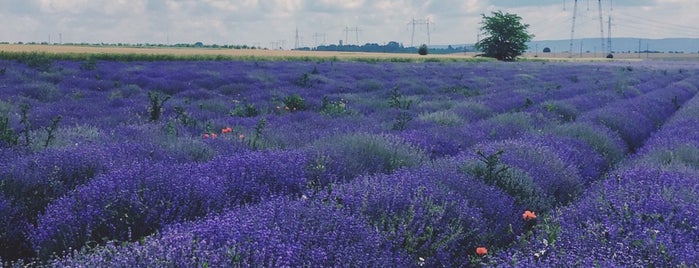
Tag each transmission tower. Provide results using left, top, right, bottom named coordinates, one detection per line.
left=568, top=0, right=579, bottom=56
left=295, top=28, right=299, bottom=49
left=408, top=17, right=433, bottom=47
left=597, top=0, right=605, bottom=54
left=343, top=27, right=361, bottom=45
left=313, top=33, right=326, bottom=48
left=568, top=0, right=609, bottom=57
left=607, top=16, right=612, bottom=53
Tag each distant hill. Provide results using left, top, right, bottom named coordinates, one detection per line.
left=525, top=38, right=699, bottom=54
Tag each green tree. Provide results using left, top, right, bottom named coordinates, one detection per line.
left=474, top=11, right=534, bottom=61
left=418, top=44, right=429, bottom=55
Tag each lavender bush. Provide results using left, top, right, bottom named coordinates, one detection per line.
left=31, top=150, right=308, bottom=259
left=47, top=198, right=412, bottom=267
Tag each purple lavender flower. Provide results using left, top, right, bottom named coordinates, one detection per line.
left=47, top=198, right=412, bottom=267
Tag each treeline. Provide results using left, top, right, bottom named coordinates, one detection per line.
left=296, top=41, right=476, bottom=54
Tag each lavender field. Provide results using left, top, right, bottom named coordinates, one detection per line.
left=1, top=56, right=698, bottom=267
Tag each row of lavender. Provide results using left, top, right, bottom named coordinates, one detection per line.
left=0, top=59, right=696, bottom=266
left=491, top=77, right=699, bottom=266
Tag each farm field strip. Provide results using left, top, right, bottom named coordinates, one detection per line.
left=0, top=44, right=481, bottom=62
left=1, top=57, right=698, bottom=267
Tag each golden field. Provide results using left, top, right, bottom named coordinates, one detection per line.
left=0, top=44, right=480, bottom=61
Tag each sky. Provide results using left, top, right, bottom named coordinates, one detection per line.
left=2, top=0, right=699, bottom=48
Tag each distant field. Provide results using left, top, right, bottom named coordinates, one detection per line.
left=0, top=44, right=482, bottom=62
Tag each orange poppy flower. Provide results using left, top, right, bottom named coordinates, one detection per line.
left=203, top=134, right=210, bottom=139
left=476, top=247, right=487, bottom=256
left=211, top=133, right=218, bottom=139
left=522, top=210, right=537, bottom=220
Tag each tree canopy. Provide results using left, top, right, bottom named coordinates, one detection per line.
left=474, top=11, right=534, bottom=61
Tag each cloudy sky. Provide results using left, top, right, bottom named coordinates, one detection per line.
left=2, top=0, right=699, bottom=48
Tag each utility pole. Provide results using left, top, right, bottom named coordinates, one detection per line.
left=408, top=17, right=432, bottom=47
left=647, top=43, right=649, bottom=59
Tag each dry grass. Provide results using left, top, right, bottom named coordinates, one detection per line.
left=0, top=44, right=481, bottom=62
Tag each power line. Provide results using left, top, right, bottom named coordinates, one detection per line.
left=313, top=33, right=326, bottom=48
left=343, top=26, right=360, bottom=45
left=407, top=17, right=433, bottom=47
left=612, top=13, right=699, bottom=37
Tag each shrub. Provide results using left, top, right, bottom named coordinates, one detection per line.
left=388, top=87, right=412, bottom=110
left=320, top=96, right=350, bottom=116
left=21, top=82, right=61, bottom=102
left=549, top=122, right=628, bottom=166
left=230, top=103, right=260, bottom=117
left=18, top=52, right=53, bottom=72
left=467, top=138, right=586, bottom=207
left=147, top=91, right=171, bottom=121
left=294, top=72, right=313, bottom=87
left=417, top=110, right=463, bottom=126
left=0, top=114, right=18, bottom=147
left=418, top=44, right=429, bottom=55
left=637, top=145, right=699, bottom=170
left=540, top=101, right=579, bottom=122
left=305, top=133, right=426, bottom=185
left=460, top=150, right=554, bottom=213
left=79, top=57, right=97, bottom=71
left=282, top=94, right=306, bottom=111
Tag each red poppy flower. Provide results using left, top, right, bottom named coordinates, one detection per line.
left=203, top=134, right=210, bottom=139
left=476, top=247, right=487, bottom=256
left=522, top=210, right=537, bottom=220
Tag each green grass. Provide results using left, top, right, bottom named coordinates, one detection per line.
left=0, top=50, right=492, bottom=63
